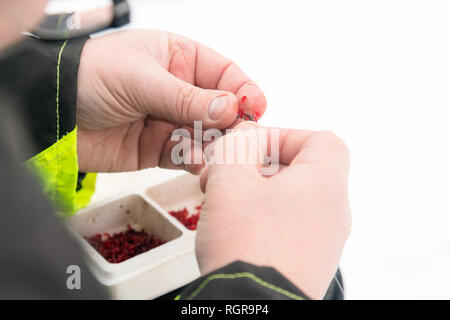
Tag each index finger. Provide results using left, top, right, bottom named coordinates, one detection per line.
left=194, top=42, right=267, bottom=120
left=270, top=128, right=350, bottom=172
left=228, top=124, right=349, bottom=173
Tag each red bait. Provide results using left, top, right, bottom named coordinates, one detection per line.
left=85, top=225, right=165, bottom=263
left=237, top=96, right=259, bottom=122
left=169, top=204, right=203, bottom=230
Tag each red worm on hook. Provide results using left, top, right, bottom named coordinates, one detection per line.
left=237, top=96, right=259, bottom=122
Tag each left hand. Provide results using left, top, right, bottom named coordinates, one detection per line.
left=76, top=30, right=266, bottom=173
left=196, top=124, right=351, bottom=299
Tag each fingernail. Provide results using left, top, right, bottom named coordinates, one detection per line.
left=233, top=121, right=259, bottom=132
left=208, top=95, right=229, bottom=120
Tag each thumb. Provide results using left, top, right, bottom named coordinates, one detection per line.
left=156, top=71, right=238, bottom=129
left=200, top=122, right=264, bottom=192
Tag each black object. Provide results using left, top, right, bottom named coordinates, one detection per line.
left=32, top=0, right=130, bottom=40
left=157, top=268, right=344, bottom=300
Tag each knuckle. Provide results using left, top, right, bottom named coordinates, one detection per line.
left=317, top=130, right=350, bottom=159
left=339, top=209, right=352, bottom=242
left=331, top=197, right=352, bottom=242
left=168, top=32, right=187, bottom=53
left=167, top=32, right=179, bottom=52
left=168, top=33, right=183, bottom=58
left=317, top=130, right=340, bottom=144
left=344, top=215, right=352, bottom=240
left=337, top=191, right=352, bottom=241
left=175, top=85, right=197, bottom=122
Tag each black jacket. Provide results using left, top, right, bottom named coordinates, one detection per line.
left=0, top=36, right=342, bottom=300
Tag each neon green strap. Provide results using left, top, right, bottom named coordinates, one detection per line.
left=74, top=172, right=97, bottom=212
left=26, top=128, right=78, bottom=215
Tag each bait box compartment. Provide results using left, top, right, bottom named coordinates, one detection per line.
left=68, top=174, right=203, bottom=300
left=145, top=173, right=204, bottom=235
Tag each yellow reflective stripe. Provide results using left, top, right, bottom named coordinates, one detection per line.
left=184, top=272, right=304, bottom=300
left=25, top=128, right=78, bottom=215
left=74, top=172, right=97, bottom=212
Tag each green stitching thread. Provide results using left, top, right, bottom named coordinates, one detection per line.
left=55, top=40, right=68, bottom=204
left=56, top=40, right=68, bottom=141
left=185, top=272, right=304, bottom=300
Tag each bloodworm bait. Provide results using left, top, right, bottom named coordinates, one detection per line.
left=85, top=225, right=165, bottom=263
left=86, top=203, right=204, bottom=263
left=237, top=96, right=260, bottom=122
left=169, top=204, right=203, bottom=230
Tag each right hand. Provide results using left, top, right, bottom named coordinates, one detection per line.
left=196, top=123, right=351, bottom=299
left=76, top=30, right=266, bottom=173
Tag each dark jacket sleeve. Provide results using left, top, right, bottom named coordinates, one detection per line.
left=177, top=261, right=310, bottom=300
left=0, top=35, right=87, bottom=160
left=0, top=35, right=107, bottom=299
left=0, top=106, right=107, bottom=299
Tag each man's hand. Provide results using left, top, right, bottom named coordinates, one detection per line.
left=196, top=123, right=351, bottom=299
left=76, top=30, right=266, bottom=173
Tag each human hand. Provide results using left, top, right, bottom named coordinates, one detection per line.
left=76, top=30, right=266, bottom=173
left=196, top=123, right=351, bottom=299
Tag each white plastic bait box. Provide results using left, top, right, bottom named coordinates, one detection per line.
left=68, top=173, right=204, bottom=299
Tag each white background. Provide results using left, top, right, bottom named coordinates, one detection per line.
left=63, top=0, right=450, bottom=299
